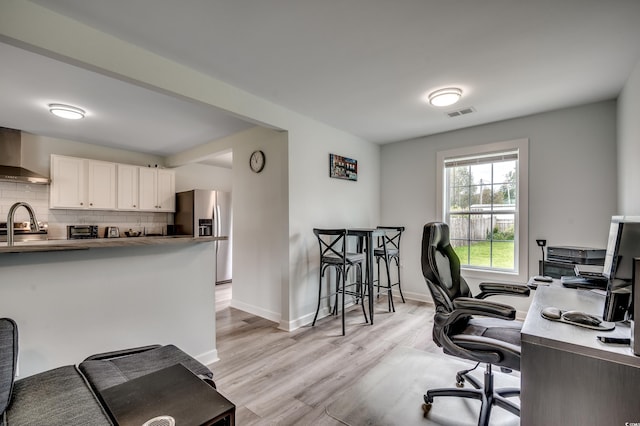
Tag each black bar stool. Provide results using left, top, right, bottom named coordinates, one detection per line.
left=312, top=228, right=368, bottom=335
left=374, top=226, right=406, bottom=312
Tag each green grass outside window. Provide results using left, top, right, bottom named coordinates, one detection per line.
left=454, top=241, right=515, bottom=269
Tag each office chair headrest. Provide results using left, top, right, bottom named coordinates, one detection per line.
left=426, top=222, right=450, bottom=250
left=422, top=222, right=472, bottom=304
left=422, top=222, right=452, bottom=282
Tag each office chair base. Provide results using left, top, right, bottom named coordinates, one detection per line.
left=422, top=365, right=520, bottom=426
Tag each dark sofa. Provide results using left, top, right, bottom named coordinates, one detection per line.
left=1, top=318, right=216, bottom=426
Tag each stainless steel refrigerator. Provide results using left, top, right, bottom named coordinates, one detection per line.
left=175, top=189, right=232, bottom=284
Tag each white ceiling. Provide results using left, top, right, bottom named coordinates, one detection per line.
left=0, top=41, right=254, bottom=162
left=3, top=1, right=640, bottom=161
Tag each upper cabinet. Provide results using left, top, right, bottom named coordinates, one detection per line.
left=157, top=169, right=176, bottom=212
left=87, top=160, right=117, bottom=209
left=50, top=155, right=85, bottom=208
left=50, top=155, right=175, bottom=212
left=117, top=164, right=139, bottom=210
left=50, top=155, right=116, bottom=209
left=139, top=168, right=175, bottom=212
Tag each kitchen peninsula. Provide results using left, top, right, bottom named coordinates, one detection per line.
left=0, top=235, right=224, bottom=253
left=0, top=235, right=222, bottom=378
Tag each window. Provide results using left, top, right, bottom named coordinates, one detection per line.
left=437, top=139, right=528, bottom=281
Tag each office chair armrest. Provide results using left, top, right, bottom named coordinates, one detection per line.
left=434, top=299, right=516, bottom=365
left=476, top=282, right=530, bottom=299
left=451, top=297, right=516, bottom=321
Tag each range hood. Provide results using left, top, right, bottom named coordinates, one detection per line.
left=0, top=127, right=50, bottom=184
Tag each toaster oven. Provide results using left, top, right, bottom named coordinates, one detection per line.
left=67, top=225, right=99, bottom=239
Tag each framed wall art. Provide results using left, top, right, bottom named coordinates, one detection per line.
left=329, top=153, right=358, bottom=181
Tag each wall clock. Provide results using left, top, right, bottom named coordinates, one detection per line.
left=249, top=150, right=266, bottom=173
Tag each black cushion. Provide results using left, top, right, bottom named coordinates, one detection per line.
left=5, top=366, right=112, bottom=425
left=321, top=252, right=365, bottom=265
left=79, top=344, right=213, bottom=393
left=0, top=318, right=18, bottom=417
left=373, top=248, right=399, bottom=257
left=449, top=317, right=523, bottom=370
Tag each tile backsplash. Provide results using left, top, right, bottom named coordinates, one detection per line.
left=0, top=181, right=171, bottom=239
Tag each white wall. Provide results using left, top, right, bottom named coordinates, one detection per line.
left=230, top=128, right=289, bottom=323
left=618, top=58, right=640, bottom=215
left=20, top=132, right=165, bottom=176
left=380, top=101, right=618, bottom=313
left=174, top=163, right=232, bottom=193
left=287, top=125, right=380, bottom=328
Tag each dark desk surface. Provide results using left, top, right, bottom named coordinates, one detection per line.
left=521, top=283, right=639, bottom=368
left=520, top=281, right=640, bottom=425
left=100, top=363, right=235, bottom=426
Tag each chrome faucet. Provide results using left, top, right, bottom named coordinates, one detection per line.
left=7, top=202, right=40, bottom=246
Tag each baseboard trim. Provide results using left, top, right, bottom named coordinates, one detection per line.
left=283, top=293, right=433, bottom=332
left=401, top=290, right=432, bottom=304
left=230, top=299, right=281, bottom=323
left=278, top=305, right=337, bottom=332
left=197, top=348, right=219, bottom=366
left=229, top=291, right=525, bottom=334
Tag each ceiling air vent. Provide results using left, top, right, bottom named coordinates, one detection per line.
left=447, top=107, right=476, bottom=118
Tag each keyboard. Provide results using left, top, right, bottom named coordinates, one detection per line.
left=560, top=276, right=607, bottom=290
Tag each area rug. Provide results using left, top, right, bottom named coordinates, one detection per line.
left=325, top=346, right=520, bottom=426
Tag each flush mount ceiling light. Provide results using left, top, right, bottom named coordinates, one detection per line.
left=48, top=103, right=85, bottom=120
left=428, top=88, right=462, bottom=107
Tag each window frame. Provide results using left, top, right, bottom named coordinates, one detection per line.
left=436, top=138, right=529, bottom=283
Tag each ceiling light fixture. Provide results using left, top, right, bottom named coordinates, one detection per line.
left=48, top=103, right=85, bottom=120
left=428, top=88, right=462, bottom=107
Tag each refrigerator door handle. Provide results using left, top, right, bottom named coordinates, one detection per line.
left=215, top=204, right=221, bottom=255
left=216, top=205, right=222, bottom=236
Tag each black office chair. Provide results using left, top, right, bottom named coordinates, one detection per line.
left=312, top=228, right=368, bottom=335
left=420, top=222, right=530, bottom=426
left=374, top=226, right=405, bottom=312
left=1, top=318, right=18, bottom=423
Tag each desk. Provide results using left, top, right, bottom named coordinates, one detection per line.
left=348, top=228, right=386, bottom=324
left=521, top=284, right=640, bottom=425
left=100, top=363, right=235, bottom=426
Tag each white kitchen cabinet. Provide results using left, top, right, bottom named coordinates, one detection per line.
left=156, top=169, right=175, bottom=212
left=50, top=155, right=117, bottom=209
left=117, top=164, right=139, bottom=210
left=139, top=167, right=175, bottom=212
left=50, top=155, right=174, bottom=212
left=87, top=160, right=116, bottom=209
left=50, top=155, right=85, bottom=208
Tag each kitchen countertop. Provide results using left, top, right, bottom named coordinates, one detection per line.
left=0, top=235, right=226, bottom=254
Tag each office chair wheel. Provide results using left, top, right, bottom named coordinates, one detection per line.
left=421, top=402, right=432, bottom=417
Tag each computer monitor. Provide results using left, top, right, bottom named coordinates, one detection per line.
left=631, top=258, right=637, bottom=322
left=602, top=219, right=622, bottom=280
left=603, top=217, right=640, bottom=280
left=602, top=216, right=640, bottom=321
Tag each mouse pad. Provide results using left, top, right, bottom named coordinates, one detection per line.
left=540, top=307, right=615, bottom=331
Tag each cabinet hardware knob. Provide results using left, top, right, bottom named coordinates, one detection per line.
left=80, top=202, right=83, bottom=206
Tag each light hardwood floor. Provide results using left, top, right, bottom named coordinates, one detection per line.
left=211, top=284, right=439, bottom=425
